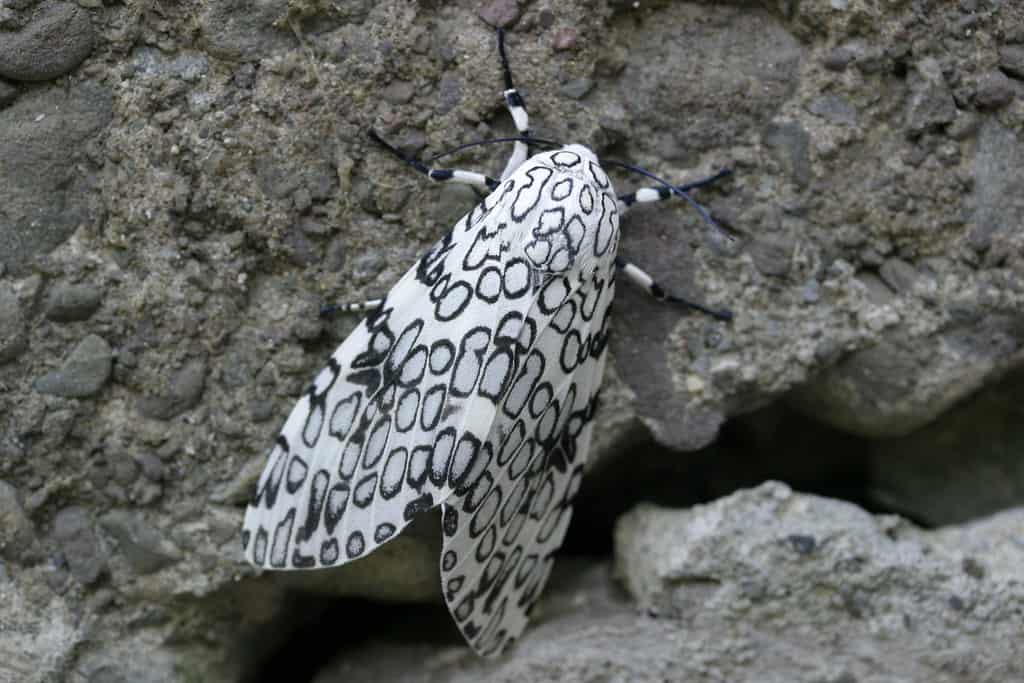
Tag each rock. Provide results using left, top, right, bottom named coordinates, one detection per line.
left=437, top=72, right=462, bottom=113
left=0, top=1, right=95, bottom=81
left=310, top=485, right=1024, bottom=682
left=806, top=94, right=858, bottom=126
left=971, top=120, right=1024, bottom=253
left=612, top=483, right=1024, bottom=681
left=52, top=506, right=106, bottom=584
left=477, top=0, right=520, bottom=28
left=762, top=120, right=811, bottom=186
left=380, top=79, right=415, bottom=105
left=0, top=480, right=36, bottom=559
left=135, top=358, right=207, bottom=420
left=44, top=281, right=103, bottom=322
left=748, top=232, right=795, bottom=276
left=552, top=27, right=578, bottom=51
left=905, top=61, right=956, bottom=133
left=0, top=573, right=84, bottom=683
left=198, top=0, right=293, bottom=61
left=0, top=285, right=28, bottom=364
left=999, top=45, right=1024, bottom=80
left=822, top=46, right=855, bottom=71
left=99, top=510, right=182, bottom=574
left=878, top=257, right=920, bottom=293
left=974, top=70, right=1016, bottom=109
left=35, top=334, right=113, bottom=398
left=558, top=77, right=594, bottom=100
left=0, top=81, right=112, bottom=276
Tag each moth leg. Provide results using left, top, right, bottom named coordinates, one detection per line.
left=369, top=130, right=499, bottom=191
left=615, top=257, right=733, bottom=321
left=617, top=169, right=732, bottom=215
left=319, top=298, right=384, bottom=317
left=496, top=28, right=530, bottom=180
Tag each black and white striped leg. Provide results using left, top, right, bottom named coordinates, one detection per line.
left=615, top=257, right=733, bottom=321
left=617, top=169, right=733, bottom=215
left=497, top=29, right=530, bottom=180
left=320, top=298, right=384, bottom=317
left=369, top=130, right=499, bottom=191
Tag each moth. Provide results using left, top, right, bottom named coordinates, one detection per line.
left=242, top=29, right=731, bottom=657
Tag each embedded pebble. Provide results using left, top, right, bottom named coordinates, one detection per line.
left=0, top=2, right=95, bottom=81
left=0, top=287, right=28, bottom=364
left=0, top=480, right=36, bottom=559
left=974, top=70, right=1015, bottom=109
left=52, top=506, right=106, bottom=584
left=45, top=282, right=103, bottom=322
left=135, top=358, right=207, bottom=420
left=34, top=334, right=113, bottom=398
left=560, top=77, right=595, bottom=100
left=99, top=510, right=182, bottom=575
left=999, top=45, right=1024, bottom=80
left=553, top=27, right=579, bottom=51
left=477, top=0, right=520, bottom=28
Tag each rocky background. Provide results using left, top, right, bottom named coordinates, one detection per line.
left=1, top=1, right=1023, bottom=681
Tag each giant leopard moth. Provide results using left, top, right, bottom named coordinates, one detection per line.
left=241, top=29, right=732, bottom=657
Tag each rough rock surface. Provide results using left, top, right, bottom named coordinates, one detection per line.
left=0, top=1, right=1022, bottom=681
left=308, top=483, right=1024, bottom=682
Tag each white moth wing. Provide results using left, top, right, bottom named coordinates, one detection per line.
left=438, top=147, right=621, bottom=656
left=242, top=184, right=538, bottom=569
left=439, top=267, right=615, bottom=656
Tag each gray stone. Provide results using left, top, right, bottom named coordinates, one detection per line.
left=99, top=510, right=182, bottom=574
left=0, top=1, right=94, bottom=81
left=135, top=358, right=207, bottom=420
left=0, top=480, right=36, bottom=559
left=905, top=69, right=956, bottom=133
left=0, top=285, right=28, bottom=364
left=971, top=121, right=1024, bottom=252
left=877, top=258, right=918, bottom=293
left=762, top=120, right=811, bottom=186
left=44, top=281, right=103, bottom=322
left=974, top=70, right=1016, bottom=109
left=822, top=46, right=855, bottom=71
left=52, top=505, right=105, bottom=584
left=311, top=485, right=1024, bottom=682
left=748, top=233, right=795, bottom=276
left=610, top=483, right=1024, bottom=682
left=559, top=77, right=594, bottom=100
left=0, top=574, right=83, bottom=683
left=806, top=94, right=858, bottom=126
left=437, top=72, right=462, bottom=113
left=477, top=0, right=520, bottom=28
left=380, top=79, right=415, bottom=105
left=787, top=338, right=921, bottom=437
left=0, top=81, right=112, bottom=275
left=1000, top=44, right=1024, bottom=80
left=198, top=0, right=293, bottom=61
left=35, top=334, right=113, bottom=398
left=615, top=9, right=800, bottom=159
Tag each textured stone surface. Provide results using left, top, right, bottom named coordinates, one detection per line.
left=0, top=1, right=1021, bottom=681
left=34, top=334, right=113, bottom=398
left=0, top=82, right=111, bottom=275
left=0, top=1, right=95, bottom=81
left=309, top=485, right=1024, bottom=683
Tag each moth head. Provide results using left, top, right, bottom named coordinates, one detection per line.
left=499, top=146, right=619, bottom=275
